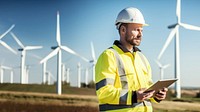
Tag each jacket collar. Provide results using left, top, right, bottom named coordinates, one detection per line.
left=113, top=40, right=141, bottom=53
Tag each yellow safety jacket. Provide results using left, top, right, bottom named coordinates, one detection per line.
left=95, top=41, right=159, bottom=112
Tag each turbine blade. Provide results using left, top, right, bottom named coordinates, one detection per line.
left=61, top=46, right=90, bottom=62
left=1, top=66, right=12, bottom=70
left=180, top=23, right=200, bottom=31
left=158, top=27, right=177, bottom=60
left=40, top=47, right=60, bottom=64
left=10, top=32, right=24, bottom=48
left=155, top=60, right=162, bottom=67
left=0, top=40, right=17, bottom=54
left=78, top=55, right=90, bottom=62
left=24, top=46, right=43, bottom=50
left=60, top=46, right=77, bottom=55
left=49, top=71, right=56, bottom=80
left=91, top=41, right=96, bottom=60
left=29, top=53, right=42, bottom=60
left=56, top=11, right=61, bottom=46
left=176, top=0, right=181, bottom=23
left=163, top=64, right=170, bottom=69
left=0, top=24, right=15, bottom=39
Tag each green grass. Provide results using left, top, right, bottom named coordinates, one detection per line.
left=0, top=83, right=96, bottom=95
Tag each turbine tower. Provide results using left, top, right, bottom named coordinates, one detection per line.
left=10, top=32, right=42, bottom=84
left=28, top=54, right=48, bottom=84
left=155, top=60, right=170, bottom=80
left=46, top=71, right=55, bottom=85
left=40, top=12, right=88, bottom=95
left=157, top=0, right=200, bottom=98
left=90, top=42, right=97, bottom=82
left=79, top=41, right=97, bottom=83
left=0, top=25, right=17, bottom=54
left=0, top=65, right=13, bottom=83
left=66, top=68, right=70, bottom=84
left=85, top=68, right=89, bottom=86
left=77, top=62, right=81, bottom=88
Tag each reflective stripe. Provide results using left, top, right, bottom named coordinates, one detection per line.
left=99, top=100, right=152, bottom=111
left=137, top=52, right=149, bottom=74
left=119, top=89, right=128, bottom=104
left=109, top=48, right=128, bottom=89
left=96, top=78, right=115, bottom=91
left=109, top=48, right=129, bottom=105
left=109, top=48, right=125, bottom=76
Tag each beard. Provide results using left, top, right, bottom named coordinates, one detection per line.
left=125, top=32, right=141, bottom=46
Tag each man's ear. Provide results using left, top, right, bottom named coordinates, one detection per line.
left=120, top=25, right=126, bottom=35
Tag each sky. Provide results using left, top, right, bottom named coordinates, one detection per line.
left=0, top=0, right=200, bottom=88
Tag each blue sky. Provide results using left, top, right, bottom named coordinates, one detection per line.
left=0, top=0, right=200, bottom=88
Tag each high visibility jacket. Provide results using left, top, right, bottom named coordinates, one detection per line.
left=95, top=41, right=158, bottom=112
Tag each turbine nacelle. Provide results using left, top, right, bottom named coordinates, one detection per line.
left=51, top=46, right=59, bottom=50
left=89, top=60, right=94, bottom=63
left=18, top=48, right=24, bottom=51
left=168, top=23, right=179, bottom=29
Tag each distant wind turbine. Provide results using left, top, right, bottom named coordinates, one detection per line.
left=78, top=41, right=97, bottom=83
left=85, top=68, right=89, bottom=86
left=66, top=68, right=70, bottom=84
left=0, top=65, right=13, bottom=83
left=31, top=54, right=48, bottom=84
left=24, top=64, right=35, bottom=84
left=61, top=63, right=66, bottom=83
left=157, top=0, right=200, bottom=98
left=90, top=42, right=97, bottom=82
left=77, top=62, right=81, bottom=88
left=40, top=12, right=88, bottom=95
left=0, top=24, right=17, bottom=54
left=10, top=32, right=42, bottom=84
left=155, top=60, right=170, bottom=80
left=46, top=71, right=55, bottom=85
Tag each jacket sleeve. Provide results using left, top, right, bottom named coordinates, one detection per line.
left=95, top=50, right=133, bottom=105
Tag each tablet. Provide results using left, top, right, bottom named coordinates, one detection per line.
left=144, top=79, right=178, bottom=93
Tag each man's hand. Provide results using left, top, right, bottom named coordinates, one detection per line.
left=136, top=88, right=155, bottom=102
left=154, top=88, right=168, bottom=100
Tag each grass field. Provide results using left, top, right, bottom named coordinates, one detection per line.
left=0, top=83, right=200, bottom=112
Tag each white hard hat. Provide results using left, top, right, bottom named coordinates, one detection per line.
left=115, top=7, right=148, bottom=29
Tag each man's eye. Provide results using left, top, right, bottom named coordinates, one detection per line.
left=137, top=29, right=143, bottom=32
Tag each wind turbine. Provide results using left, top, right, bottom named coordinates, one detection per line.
left=90, top=42, right=97, bottom=82
left=66, top=68, right=70, bottom=84
left=78, top=41, right=97, bottom=83
left=0, top=65, right=13, bottom=83
left=31, top=54, right=48, bottom=84
left=25, top=65, right=34, bottom=84
left=61, top=63, right=66, bottom=83
left=85, top=68, right=89, bottom=86
left=40, top=12, right=88, bottom=95
left=46, top=71, right=55, bottom=85
left=157, top=0, right=200, bottom=98
left=0, top=24, right=17, bottom=54
left=77, top=62, right=81, bottom=88
left=10, top=32, right=42, bottom=84
left=155, top=60, right=170, bottom=80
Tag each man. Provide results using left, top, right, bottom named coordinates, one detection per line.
left=95, top=7, right=168, bottom=112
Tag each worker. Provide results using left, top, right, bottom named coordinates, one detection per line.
left=95, top=7, right=168, bottom=112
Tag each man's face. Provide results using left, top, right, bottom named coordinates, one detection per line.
left=124, top=23, right=143, bottom=46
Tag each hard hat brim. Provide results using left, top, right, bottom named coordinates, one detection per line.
left=116, top=22, right=149, bottom=30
